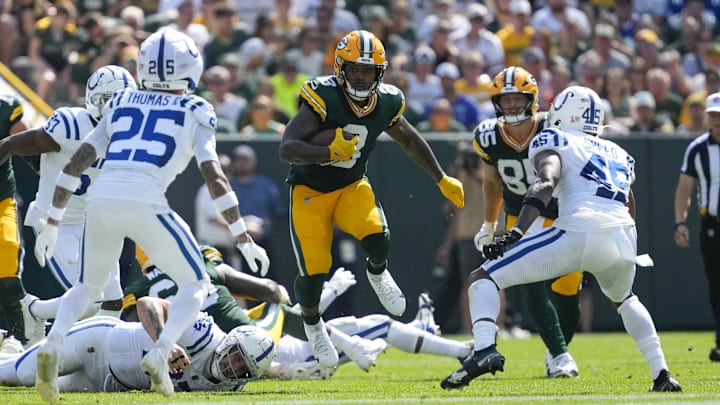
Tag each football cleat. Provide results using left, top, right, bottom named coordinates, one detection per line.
left=441, top=344, right=505, bottom=389
left=545, top=351, right=579, bottom=378
left=367, top=269, right=406, bottom=316
left=709, top=347, right=720, bottom=362
left=142, top=348, right=174, bottom=396
left=21, top=294, right=46, bottom=348
left=36, top=340, right=60, bottom=404
left=0, top=336, right=24, bottom=354
left=304, top=320, right=339, bottom=368
left=416, top=292, right=441, bottom=335
left=345, top=336, right=387, bottom=371
left=649, top=369, right=682, bottom=392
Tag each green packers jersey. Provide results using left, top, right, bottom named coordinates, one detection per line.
left=286, top=76, right=406, bottom=192
left=122, top=250, right=253, bottom=333
left=472, top=115, right=559, bottom=218
left=0, top=94, right=23, bottom=200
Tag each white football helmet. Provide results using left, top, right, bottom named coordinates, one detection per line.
left=137, top=29, right=203, bottom=93
left=210, top=325, right=275, bottom=382
left=546, top=85, right=605, bottom=137
left=85, top=65, right=137, bottom=120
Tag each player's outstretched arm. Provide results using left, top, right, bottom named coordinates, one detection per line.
left=214, top=263, right=289, bottom=304
left=0, top=126, right=59, bottom=166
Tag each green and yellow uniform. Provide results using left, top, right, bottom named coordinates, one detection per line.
left=122, top=247, right=294, bottom=345
left=473, top=115, right=582, bottom=296
left=287, top=76, right=405, bottom=276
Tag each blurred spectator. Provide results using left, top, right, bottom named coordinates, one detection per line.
left=229, top=144, right=284, bottom=278
left=384, top=70, right=424, bottom=125
left=664, top=0, right=718, bottom=46
left=681, top=28, right=714, bottom=78
left=162, top=0, right=210, bottom=49
left=707, top=42, right=720, bottom=72
left=486, top=0, right=514, bottom=32
left=600, top=67, right=635, bottom=129
left=417, top=0, right=470, bottom=43
left=575, top=52, right=604, bottom=93
left=202, top=2, right=251, bottom=69
left=613, top=0, right=640, bottom=44
left=428, top=19, right=460, bottom=68
left=676, top=98, right=708, bottom=136
left=239, top=94, right=286, bottom=137
left=629, top=91, right=675, bottom=134
left=201, top=65, right=248, bottom=133
left=28, top=3, right=80, bottom=105
left=119, top=5, right=149, bottom=44
left=269, top=54, right=309, bottom=118
left=658, top=49, right=691, bottom=98
left=523, top=47, right=553, bottom=111
left=496, top=0, right=533, bottom=68
left=318, top=6, right=346, bottom=74
left=628, top=57, right=649, bottom=94
left=284, top=27, right=324, bottom=77
left=574, top=24, right=630, bottom=79
left=530, top=0, right=592, bottom=40
left=89, top=30, right=137, bottom=73
left=450, top=3, right=505, bottom=76
left=307, top=0, right=361, bottom=35
left=238, top=37, right=271, bottom=100
left=678, top=69, right=720, bottom=126
left=359, top=5, right=393, bottom=53
left=416, top=98, right=467, bottom=133
left=548, top=62, right=575, bottom=104
left=529, top=28, right=556, bottom=67
left=647, top=68, right=684, bottom=125
left=120, top=45, right=139, bottom=82
left=407, top=46, right=443, bottom=108
left=217, top=52, right=252, bottom=99
left=70, top=12, right=108, bottom=103
left=194, top=153, right=237, bottom=262
left=345, top=0, right=392, bottom=16
left=425, top=62, right=483, bottom=130
left=600, top=98, right=630, bottom=136
left=634, top=28, right=661, bottom=69
left=232, top=0, right=276, bottom=31
left=387, top=0, right=417, bottom=53
left=455, top=51, right=493, bottom=108
left=270, top=0, right=305, bottom=35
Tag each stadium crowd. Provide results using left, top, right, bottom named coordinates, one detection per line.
left=3, top=0, right=719, bottom=136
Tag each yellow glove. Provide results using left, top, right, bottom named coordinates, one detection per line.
left=437, top=175, right=465, bottom=208
left=328, top=128, right=358, bottom=161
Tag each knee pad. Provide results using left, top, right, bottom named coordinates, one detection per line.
left=551, top=271, right=583, bottom=296
left=360, top=231, right=390, bottom=264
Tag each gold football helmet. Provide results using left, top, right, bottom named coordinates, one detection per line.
left=334, top=30, right=388, bottom=101
left=490, top=66, right=539, bottom=125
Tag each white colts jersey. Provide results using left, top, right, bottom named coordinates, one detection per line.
left=528, top=128, right=636, bottom=232
left=27, top=107, right=102, bottom=226
left=84, top=88, right=217, bottom=208
left=105, top=312, right=245, bottom=392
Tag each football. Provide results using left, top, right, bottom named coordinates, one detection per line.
left=309, top=128, right=356, bottom=146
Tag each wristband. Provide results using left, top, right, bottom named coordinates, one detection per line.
left=522, top=195, right=546, bottom=211
left=212, top=192, right=239, bottom=214
left=674, top=222, right=686, bottom=230
left=228, top=218, right=247, bottom=237
left=48, top=206, right=65, bottom=222
left=56, top=172, right=81, bottom=192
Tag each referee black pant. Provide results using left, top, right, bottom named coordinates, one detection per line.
left=700, top=216, right=720, bottom=348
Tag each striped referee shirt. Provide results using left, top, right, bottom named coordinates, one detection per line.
left=680, top=132, right=720, bottom=217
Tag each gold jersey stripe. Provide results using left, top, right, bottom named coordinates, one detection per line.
left=342, top=91, right=378, bottom=118
left=300, top=83, right=327, bottom=121
left=9, top=105, right=22, bottom=122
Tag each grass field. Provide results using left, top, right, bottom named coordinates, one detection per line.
left=1, top=331, right=717, bottom=404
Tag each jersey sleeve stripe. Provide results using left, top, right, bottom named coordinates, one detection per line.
left=300, top=83, right=327, bottom=121
left=9, top=105, right=23, bottom=122
left=121, top=293, right=137, bottom=311
left=56, top=108, right=72, bottom=140
left=72, top=111, right=80, bottom=140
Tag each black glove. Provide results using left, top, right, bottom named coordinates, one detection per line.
left=482, top=228, right=524, bottom=260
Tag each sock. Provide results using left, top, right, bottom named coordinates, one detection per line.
left=29, top=298, right=61, bottom=320
left=552, top=291, right=581, bottom=345
left=154, top=281, right=206, bottom=358
left=386, top=321, right=470, bottom=358
left=617, top=295, right=668, bottom=379
left=522, top=282, right=567, bottom=357
left=46, top=284, right=100, bottom=346
left=468, top=279, right=500, bottom=351
left=0, top=278, right=26, bottom=344
left=366, top=259, right=387, bottom=275
left=327, top=326, right=354, bottom=353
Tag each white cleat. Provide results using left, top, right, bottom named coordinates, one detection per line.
left=142, top=348, right=174, bottom=396
left=545, top=351, right=579, bottom=378
left=36, top=340, right=60, bottom=404
left=345, top=336, right=388, bottom=371
left=304, top=320, right=338, bottom=368
left=21, top=294, right=46, bottom=348
left=367, top=270, right=406, bottom=316
left=0, top=336, right=24, bottom=354
left=416, top=292, right=441, bottom=335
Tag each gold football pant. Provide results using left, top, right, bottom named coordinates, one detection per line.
left=290, top=178, right=387, bottom=276
left=0, top=197, right=20, bottom=278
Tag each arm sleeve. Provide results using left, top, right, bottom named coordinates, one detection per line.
left=194, top=125, right=219, bottom=165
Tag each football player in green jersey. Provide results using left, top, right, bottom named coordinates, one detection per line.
left=471, top=67, right=582, bottom=377
left=0, top=94, right=31, bottom=346
left=279, top=29, right=464, bottom=368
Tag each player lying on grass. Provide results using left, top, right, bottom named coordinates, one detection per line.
left=0, top=297, right=276, bottom=393
left=126, top=245, right=473, bottom=376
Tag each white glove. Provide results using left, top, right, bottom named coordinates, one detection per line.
left=34, top=222, right=59, bottom=267
left=324, top=267, right=356, bottom=297
left=473, top=221, right=497, bottom=252
left=236, top=242, right=270, bottom=277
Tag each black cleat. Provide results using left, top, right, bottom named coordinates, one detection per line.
left=441, top=344, right=505, bottom=390
left=649, top=369, right=682, bottom=392
left=710, top=347, right=720, bottom=362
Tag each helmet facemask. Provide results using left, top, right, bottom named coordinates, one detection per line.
left=339, top=62, right=385, bottom=101
left=209, top=325, right=275, bottom=383
left=491, top=93, right=535, bottom=125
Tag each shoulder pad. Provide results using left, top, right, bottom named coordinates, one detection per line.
left=299, top=76, right=339, bottom=123
left=184, top=94, right=217, bottom=130
left=43, top=107, right=84, bottom=144
left=472, top=118, right=499, bottom=150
